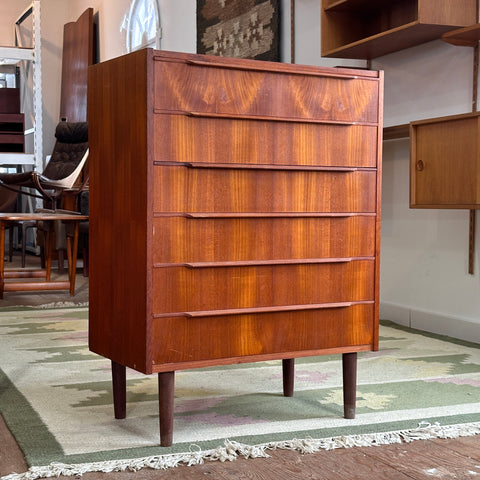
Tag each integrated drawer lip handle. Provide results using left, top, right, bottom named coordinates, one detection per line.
left=152, top=299, right=376, bottom=319
left=181, top=257, right=372, bottom=268
left=181, top=212, right=364, bottom=219
left=182, top=58, right=360, bottom=80
left=154, top=212, right=377, bottom=219
left=184, top=162, right=359, bottom=172
left=186, top=110, right=365, bottom=126
left=184, top=302, right=359, bottom=318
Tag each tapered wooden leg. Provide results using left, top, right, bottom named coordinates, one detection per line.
left=342, top=352, right=357, bottom=419
left=158, top=371, right=175, bottom=447
left=68, top=221, right=80, bottom=296
left=111, top=361, right=126, bottom=419
left=282, top=358, right=295, bottom=397
left=43, top=223, right=53, bottom=282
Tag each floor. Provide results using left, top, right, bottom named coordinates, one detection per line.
left=2, top=252, right=480, bottom=479
left=1, top=251, right=88, bottom=307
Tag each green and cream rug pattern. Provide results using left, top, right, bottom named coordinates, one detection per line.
left=1, top=307, right=480, bottom=479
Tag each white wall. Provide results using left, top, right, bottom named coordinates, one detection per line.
left=372, top=41, right=480, bottom=340
left=1, top=1, right=479, bottom=340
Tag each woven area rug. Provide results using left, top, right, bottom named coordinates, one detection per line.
left=1, top=307, right=480, bottom=479
left=197, top=0, right=280, bottom=61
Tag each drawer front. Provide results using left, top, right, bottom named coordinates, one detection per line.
left=152, top=215, right=376, bottom=264
left=154, top=61, right=379, bottom=123
left=154, top=115, right=379, bottom=168
left=152, top=260, right=375, bottom=315
left=153, top=166, right=377, bottom=213
left=150, top=303, right=375, bottom=364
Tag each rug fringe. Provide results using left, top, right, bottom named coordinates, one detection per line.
left=3, top=422, right=480, bottom=480
left=36, top=302, right=88, bottom=309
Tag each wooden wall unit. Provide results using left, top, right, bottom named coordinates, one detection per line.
left=410, top=112, right=480, bottom=209
left=321, top=0, right=477, bottom=59
left=88, top=49, right=383, bottom=446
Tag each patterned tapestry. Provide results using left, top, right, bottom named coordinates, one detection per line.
left=197, top=0, right=280, bottom=61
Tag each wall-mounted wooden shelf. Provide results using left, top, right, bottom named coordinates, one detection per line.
left=321, top=0, right=477, bottom=59
left=383, top=124, right=409, bottom=140
left=442, top=23, right=480, bottom=47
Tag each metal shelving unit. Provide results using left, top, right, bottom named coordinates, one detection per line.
left=0, top=0, right=43, bottom=174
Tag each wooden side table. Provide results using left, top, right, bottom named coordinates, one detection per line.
left=0, top=210, right=88, bottom=298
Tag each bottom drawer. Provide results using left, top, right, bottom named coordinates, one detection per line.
left=150, top=303, right=375, bottom=366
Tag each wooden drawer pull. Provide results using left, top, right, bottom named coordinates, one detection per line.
left=181, top=257, right=369, bottom=268
left=185, top=162, right=359, bottom=172
left=184, top=301, right=359, bottom=318
left=182, top=212, right=363, bottom=219
left=186, top=110, right=362, bottom=126
left=183, top=58, right=359, bottom=80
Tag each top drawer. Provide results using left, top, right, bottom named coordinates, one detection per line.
left=153, top=60, right=380, bottom=124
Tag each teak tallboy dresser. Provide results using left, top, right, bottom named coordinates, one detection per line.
left=88, top=49, right=383, bottom=446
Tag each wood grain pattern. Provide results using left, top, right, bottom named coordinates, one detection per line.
left=152, top=260, right=375, bottom=314
left=410, top=113, right=480, bottom=208
left=60, top=8, right=94, bottom=122
left=150, top=303, right=374, bottom=366
left=154, top=116, right=378, bottom=167
left=153, top=59, right=379, bottom=124
left=152, top=215, right=376, bottom=263
left=88, top=49, right=152, bottom=373
left=153, top=166, right=377, bottom=213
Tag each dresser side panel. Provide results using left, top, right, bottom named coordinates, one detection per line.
left=88, top=49, right=152, bottom=373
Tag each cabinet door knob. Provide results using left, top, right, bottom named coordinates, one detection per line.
left=416, top=160, right=424, bottom=171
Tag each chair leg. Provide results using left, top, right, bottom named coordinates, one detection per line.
left=8, top=225, right=13, bottom=262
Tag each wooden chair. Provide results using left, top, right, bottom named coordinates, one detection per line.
left=0, top=121, right=89, bottom=207
left=0, top=122, right=89, bottom=269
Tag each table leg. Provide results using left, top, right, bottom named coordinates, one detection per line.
left=342, top=352, right=357, bottom=419
left=111, top=361, right=126, bottom=419
left=158, top=371, right=175, bottom=447
left=67, top=221, right=80, bottom=295
left=282, top=358, right=295, bottom=397
left=43, top=222, right=53, bottom=282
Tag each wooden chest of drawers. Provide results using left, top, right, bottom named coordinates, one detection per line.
left=87, top=49, right=383, bottom=446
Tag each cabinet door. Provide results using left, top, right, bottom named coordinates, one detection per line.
left=410, top=115, right=480, bottom=208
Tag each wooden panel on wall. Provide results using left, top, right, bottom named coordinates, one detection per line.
left=60, top=8, right=95, bottom=122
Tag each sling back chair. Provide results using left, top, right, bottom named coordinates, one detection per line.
left=0, top=121, right=89, bottom=208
